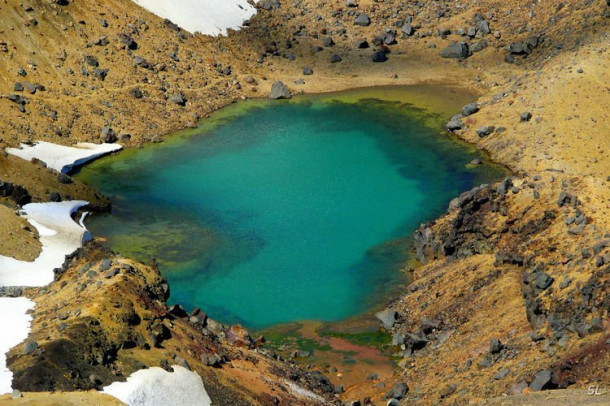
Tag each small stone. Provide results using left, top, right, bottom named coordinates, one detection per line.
left=520, top=111, right=533, bottom=122
left=462, top=103, right=479, bottom=116
left=490, top=338, right=503, bottom=354
left=99, top=259, right=112, bottom=271
left=494, top=368, right=510, bottom=380
left=476, top=126, right=495, bottom=137
left=535, top=271, right=554, bottom=290
left=170, top=94, right=186, bottom=106
left=23, top=341, right=38, bottom=355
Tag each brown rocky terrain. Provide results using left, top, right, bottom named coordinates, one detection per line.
left=6, top=241, right=332, bottom=405
left=0, top=0, right=609, bottom=405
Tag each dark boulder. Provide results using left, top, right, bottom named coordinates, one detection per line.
left=84, top=55, right=99, bottom=67
left=118, top=33, right=138, bottom=50
left=446, top=114, right=465, bottom=131
left=509, top=42, right=531, bottom=55
left=440, top=42, right=469, bottom=59
left=305, top=371, right=334, bottom=393
left=371, top=51, right=387, bottom=62
left=354, top=13, right=371, bottom=26
left=330, top=54, right=342, bottom=63
left=391, top=382, right=409, bottom=400
left=402, top=23, right=415, bottom=37
left=476, top=126, right=495, bottom=137
left=170, top=93, right=186, bottom=106
left=462, top=102, right=479, bottom=116
left=489, top=338, right=503, bottom=354
left=529, top=370, right=556, bottom=391
left=101, top=127, right=117, bottom=143
left=535, top=271, right=554, bottom=290
left=354, top=38, right=369, bottom=48
left=259, top=0, right=281, bottom=10
left=321, top=37, right=334, bottom=47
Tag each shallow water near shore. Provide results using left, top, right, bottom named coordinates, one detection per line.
left=77, top=86, right=505, bottom=329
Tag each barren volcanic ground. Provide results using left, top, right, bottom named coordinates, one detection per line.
left=0, top=0, right=609, bottom=405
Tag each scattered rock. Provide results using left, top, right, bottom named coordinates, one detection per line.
left=100, top=126, right=117, bottom=143
left=535, top=271, right=554, bottom=290
left=529, top=370, right=555, bottom=391
left=354, top=13, right=371, bottom=26
left=375, top=308, right=398, bottom=330
left=170, top=93, right=186, bottom=106
left=84, top=55, right=99, bottom=67
left=259, top=0, right=281, bottom=10
left=489, top=338, right=503, bottom=354
left=372, top=51, right=388, bottom=62
left=269, top=81, right=292, bottom=99
left=476, top=126, right=495, bottom=137
left=446, top=114, right=465, bottom=131
left=494, top=368, right=510, bottom=380
left=391, top=382, right=409, bottom=399
left=520, top=111, right=533, bottom=122
left=462, top=103, right=479, bottom=116
left=440, top=42, right=469, bottom=59
left=23, top=341, right=38, bottom=355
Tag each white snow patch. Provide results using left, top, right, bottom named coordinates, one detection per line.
left=131, top=0, right=259, bottom=36
left=103, top=365, right=212, bottom=406
left=7, top=141, right=122, bottom=174
left=285, top=380, right=326, bottom=403
left=0, top=297, right=34, bottom=395
left=0, top=201, right=91, bottom=287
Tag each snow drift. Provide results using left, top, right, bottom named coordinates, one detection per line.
left=7, top=141, right=122, bottom=174
left=0, top=297, right=34, bottom=395
left=0, top=201, right=91, bottom=287
left=131, top=0, right=259, bottom=35
left=103, top=365, right=212, bottom=406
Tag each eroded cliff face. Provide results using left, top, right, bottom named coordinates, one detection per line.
left=385, top=172, right=609, bottom=403
left=6, top=241, right=331, bottom=405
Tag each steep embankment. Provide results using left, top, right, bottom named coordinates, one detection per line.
left=0, top=0, right=609, bottom=404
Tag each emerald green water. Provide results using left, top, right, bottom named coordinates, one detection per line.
left=78, top=89, right=504, bottom=328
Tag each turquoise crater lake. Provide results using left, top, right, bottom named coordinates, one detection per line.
left=78, top=88, right=504, bottom=328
